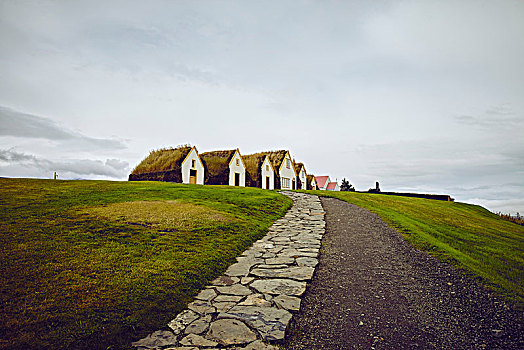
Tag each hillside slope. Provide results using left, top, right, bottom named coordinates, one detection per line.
left=312, top=190, right=524, bottom=307
left=0, top=179, right=292, bottom=350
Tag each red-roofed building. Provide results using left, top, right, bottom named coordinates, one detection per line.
left=315, top=176, right=331, bottom=190
left=326, top=181, right=340, bottom=191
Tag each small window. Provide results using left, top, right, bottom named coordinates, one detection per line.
left=236, top=158, right=239, bottom=166
left=286, top=159, right=290, bottom=168
left=266, top=165, right=269, bottom=172
left=191, top=159, right=196, bottom=168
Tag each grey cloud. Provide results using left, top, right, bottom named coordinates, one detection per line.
left=0, top=106, right=126, bottom=150
left=455, top=105, right=523, bottom=129
left=0, top=148, right=129, bottom=178
left=0, top=148, right=37, bottom=162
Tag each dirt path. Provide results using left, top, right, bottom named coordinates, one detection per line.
left=284, top=197, right=523, bottom=350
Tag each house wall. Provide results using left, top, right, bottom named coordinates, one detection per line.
left=229, top=151, right=246, bottom=187
left=261, top=157, right=274, bottom=190
left=299, top=168, right=307, bottom=189
left=279, top=153, right=296, bottom=189
left=181, top=148, right=205, bottom=184
left=310, top=178, right=317, bottom=190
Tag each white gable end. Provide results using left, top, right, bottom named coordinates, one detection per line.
left=279, top=153, right=296, bottom=189
left=181, top=148, right=204, bottom=185
left=261, top=157, right=274, bottom=190
left=299, top=168, right=307, bottom=189
left=229, top=151, right=246, bottom=187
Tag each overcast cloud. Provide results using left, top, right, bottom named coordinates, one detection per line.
left=0, top=0, right=523, bottom=214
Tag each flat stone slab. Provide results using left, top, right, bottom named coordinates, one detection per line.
left=132, top=330, right=178, bottom=349
left=168, top=310, right=200, bottom=334
left=225, top=257, right=262, bottom=277
left=296, top=257, right=319, bottom=267
left=187, top=301, right=216, bottom=315
left=238, top=294, right=272, bottom=307
left=211, top=275, right=239, bottom=286
left=273, top=295, right=301, bottom=311
left=265, top=257, right=295, bottom=265
left=195, top=288, right=216, bottom=301
left=250, top=266, right=315, bottom=281
left=185, top=315, right=211, bottom=335
left=180, top=333, right=218, bottom=347
left=219, top=306, right=293, bottom=341
left=216, top=283, right=252, bottom=296
left=206, top=319, right=257, bottom=345
left=250, top=278, right=307, bottom=296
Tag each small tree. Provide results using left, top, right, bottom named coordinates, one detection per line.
left=340, top=178, right=355, bottom=191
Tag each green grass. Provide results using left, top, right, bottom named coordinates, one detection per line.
left=308, top=190, right=524, bottom=308
left=0, top=178, right=292, bottom=350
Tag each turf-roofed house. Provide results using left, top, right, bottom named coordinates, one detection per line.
left=294, top=162, right=308, bottom=190
left=129, top=145, right=205, bottom=184
left=258, top=150, right=298, bottom=190
left=200, top=149, right=247, bottom=187
left=307, top=174, right=318, bottom=190
left=243, top=153, right=276, bottom=189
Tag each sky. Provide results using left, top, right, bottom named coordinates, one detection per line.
left=0, top=0, right=523, bottom=215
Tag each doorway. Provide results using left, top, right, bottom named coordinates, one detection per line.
left=266, top=176, right=270, bottom=189
left=189, top=169, right=197, bottom=184
left=235, top=172, right=240, bottom=186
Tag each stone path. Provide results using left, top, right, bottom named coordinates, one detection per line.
left=132, top=192, right=325, bottom=350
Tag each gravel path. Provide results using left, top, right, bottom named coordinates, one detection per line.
left=284, top=197, right=523, bottom=350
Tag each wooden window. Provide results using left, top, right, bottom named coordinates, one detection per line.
left=286, top=159, right=290, bottom=168
left=236, top=158, right=239, bottom=166
left=282, top=177, right=290, bottom=188
left=191, top=159, right=196, bottom=168
left=266, top=165, right=269, bottom=172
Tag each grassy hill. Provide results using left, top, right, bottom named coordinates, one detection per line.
left=311, top=190, right=524, bottom=308
left=0, top=179, right=292, bottom=350
left=1, top=179, right=522, bottom=349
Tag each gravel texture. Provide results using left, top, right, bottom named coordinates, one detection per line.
left=284, top=197, right=523, bottom=350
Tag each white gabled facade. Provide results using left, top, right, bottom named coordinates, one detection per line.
left=181, top=147, right=205, bottom=185
left=261, top=156, right=275, bottom=190
left=310, top=176, right=317, bottom=190
left=298, top=166, right=307, bottom=190
left=228, top=149, right=246, bottom=187
left=278, top=151, right=297, bottom=190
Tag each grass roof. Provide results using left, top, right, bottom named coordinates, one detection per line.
left=200, top=150, right=237, bottom=185
left=243, top=153, right=268, bottom=177
left=257, top=150, right=288, bottom=171
left=131, top=145, right=192, bottom=175
left=243, top=153, right=273, bottom=187
left=295, top=162, right=306, bottom=174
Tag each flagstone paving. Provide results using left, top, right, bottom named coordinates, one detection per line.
left=132, top=191, right=325, bottom=350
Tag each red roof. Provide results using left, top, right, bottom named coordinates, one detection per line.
left=315, top=176, right=329, bottom=188
left=326, top=182, right=338, bottom=190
